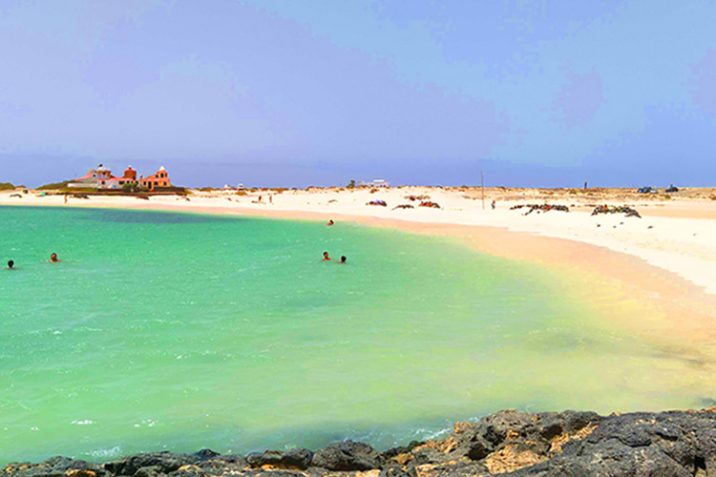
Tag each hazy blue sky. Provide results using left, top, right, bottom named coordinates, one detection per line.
left=1, top=1, right=715, bottom=187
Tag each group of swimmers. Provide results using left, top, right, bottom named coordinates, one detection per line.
left=322, top=219, right=347, bottom=264
left=9, top=218, right=341, bottom=270
left=323, top=251, right=347, bottom=264
left=5, top=253, right=60, bottom=270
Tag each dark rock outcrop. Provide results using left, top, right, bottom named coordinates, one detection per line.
left=1, top=456, right=104, bottom=477
left=508, top=410, right=716, bottom=476
left=104, top=452, right=196, bottom=476
left=247, top=449, right=313, bottom=470
left=311, top=440, right=381, bottom=471
left=3, top=409, right=716, bottom=477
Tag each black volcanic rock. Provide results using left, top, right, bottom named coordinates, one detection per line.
left=1, top=457, right=103, bottom=477
left=4, top=409, right=716, bottom=476
left=246, top=448, right=313, bottom=470
left=191, top=450, right=220, bottom=462
left=507, top=410, right=716, bottom=476
left=104, top=452, right=195, bottom=476
left=311, top=440, right=381, bottom=471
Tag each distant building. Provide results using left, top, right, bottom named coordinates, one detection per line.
left=68, top=164, right=113, bottom=188
left=123, top=166, right=137, bottom=181
left=359, top=179, right=390, bottom=188
left=68, top=164, right=171, bottom=190
left=140, top=167, right=171, bottom=191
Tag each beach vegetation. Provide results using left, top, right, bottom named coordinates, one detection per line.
left=346, top=179, right=356, bottom=189
left=37, top=180, right=71, bottom=190
left=0, top=182, right=15, bottom=191
left=122, top=182, right=145, bottom=193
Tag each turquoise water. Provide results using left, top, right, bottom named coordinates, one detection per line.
left=0, top=206, right=710, bottom=464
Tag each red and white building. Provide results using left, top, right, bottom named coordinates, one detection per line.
left=69, top=165, right=172, bottom=190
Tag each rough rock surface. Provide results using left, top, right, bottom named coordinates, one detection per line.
left=4, top=409, right=716, bottom=477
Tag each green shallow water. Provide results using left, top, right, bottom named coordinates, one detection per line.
left=0, top=206, right=711, bottom=463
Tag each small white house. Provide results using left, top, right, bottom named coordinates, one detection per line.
left=360, top=179, right=390, bottom=188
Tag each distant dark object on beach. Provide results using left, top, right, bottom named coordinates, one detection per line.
left=9, top=193, right=22, bottom=198
left=510, top=204, right=569, bottom=215
left=72, top=193, right=90, bottom=199
left=665, top=184, right=680, bottom=193
left=393, top=204, right=414, bottom=210
left=591, top=205, right=641, bottom=218
left=419, top=201, right=440, bottom=209
left=405, top=194, right=430, bottom=201
left=637, top=186, right=657, bottom=194
left=366, top=200, right=387, bottom=207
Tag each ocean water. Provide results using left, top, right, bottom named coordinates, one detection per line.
left=0, top=206, right=711, bottom=463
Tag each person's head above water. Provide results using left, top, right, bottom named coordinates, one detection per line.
left=7, top=260, right=14, bottom=269
left=327, top=219, right=334, bottom=226
left=322, top=251, right=331, bottom=261
left=339, top=256, right=347, bottom=264
left=50, top=253, right=59, bottom=262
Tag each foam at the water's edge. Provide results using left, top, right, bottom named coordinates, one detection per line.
left=4, top=408, right=716, bottom=476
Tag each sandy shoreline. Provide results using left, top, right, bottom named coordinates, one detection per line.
left=2, top=186, right=716, bottom=348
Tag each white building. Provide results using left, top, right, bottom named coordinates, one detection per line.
left=360, top=179, right=390, bottom=188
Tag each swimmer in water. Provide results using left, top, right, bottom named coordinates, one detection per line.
left=50, top=253, right=60, bottom=263
left=327, top=219, right=334, bottom=226
left=7, top=260, right=15, bottom=270
left=322, top=251, right=331, bottom=261
left=339, top=255, right=347, bottom=264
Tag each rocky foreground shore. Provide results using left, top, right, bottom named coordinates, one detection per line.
left=4, top=409, right=716, bottom=477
